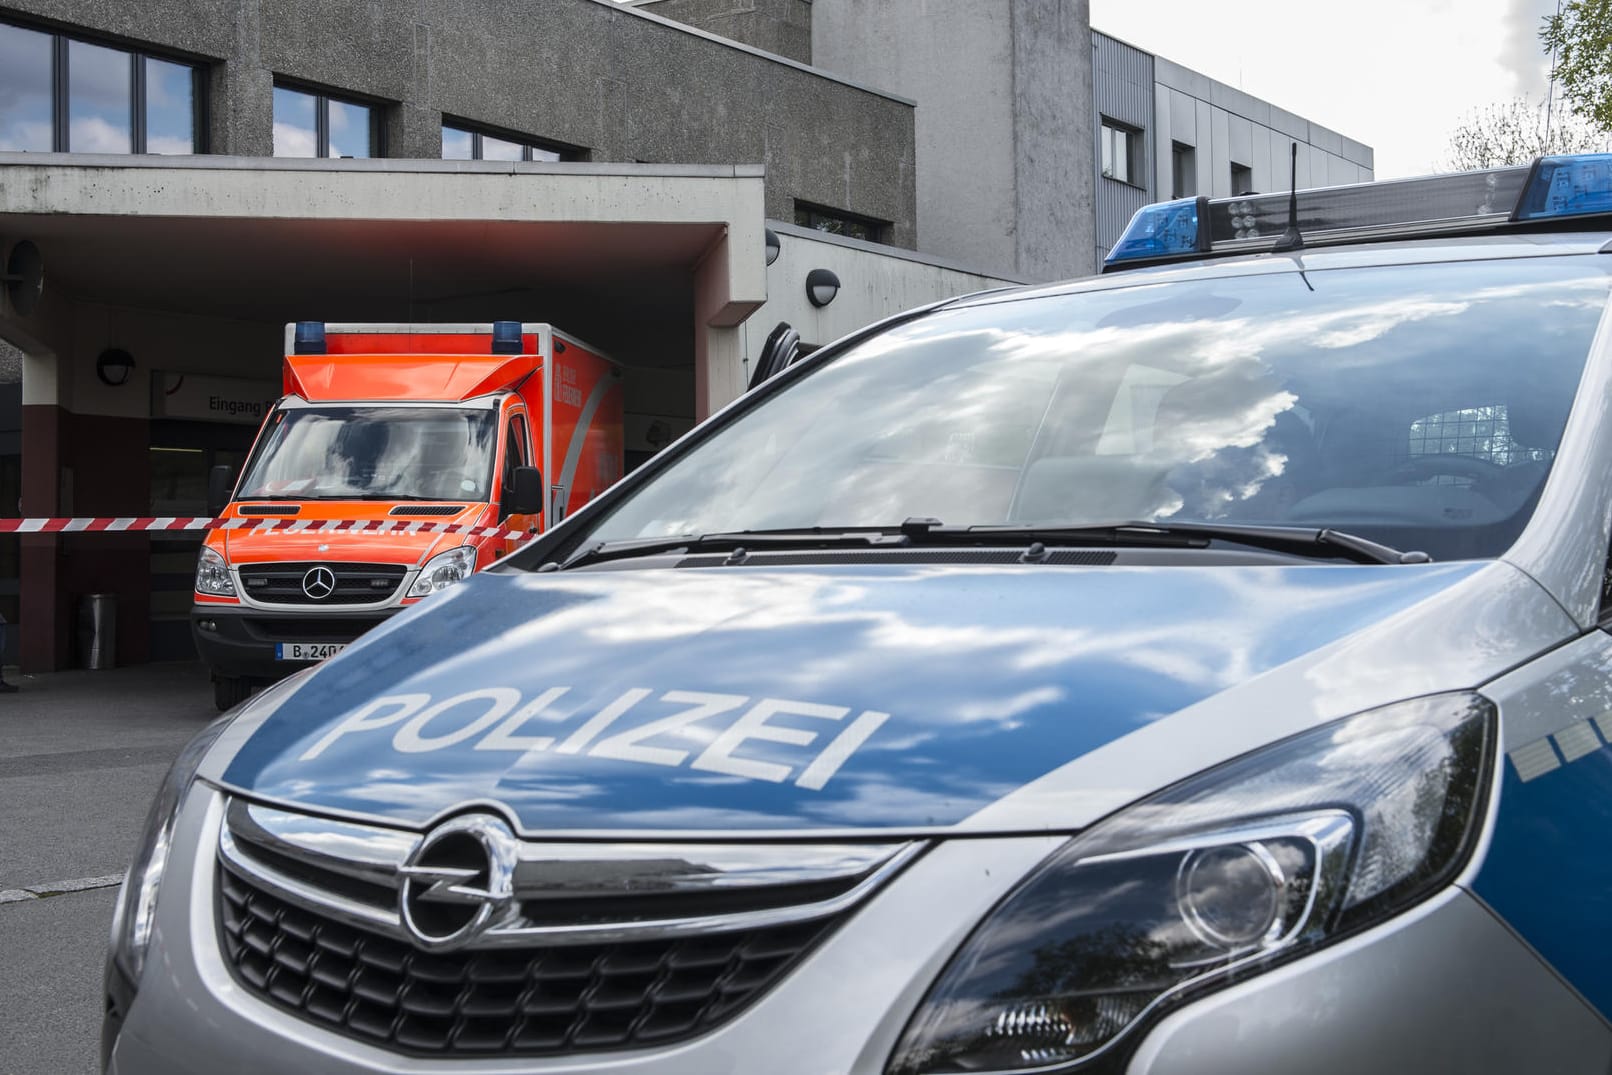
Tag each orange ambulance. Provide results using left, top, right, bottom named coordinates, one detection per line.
left=191, top=321, right=623, bottom=709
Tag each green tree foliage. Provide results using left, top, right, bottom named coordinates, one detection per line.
left=1543, top=0, right=1612, bottom=132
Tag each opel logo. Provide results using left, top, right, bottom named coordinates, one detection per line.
left=301, top=566, right=337, bottom=600
left=398, top=814, right=519, bottom=950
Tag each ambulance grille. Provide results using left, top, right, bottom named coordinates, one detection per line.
left=388, top=505, right=464, bottom=516
left=217, top=863, right=843, bottom=1057
left=239, top=562, right=408, bottom=605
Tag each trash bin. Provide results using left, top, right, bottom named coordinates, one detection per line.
left=78, top=593, right=117, bottom=670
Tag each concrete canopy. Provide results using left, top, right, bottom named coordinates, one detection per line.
left=0, top=154, right=768, bottom=406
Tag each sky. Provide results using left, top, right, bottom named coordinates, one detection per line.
left=1089, top=0, right=1563, bottom=178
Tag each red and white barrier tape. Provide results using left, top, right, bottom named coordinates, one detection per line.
left=0, top=517, right=536, bottom=540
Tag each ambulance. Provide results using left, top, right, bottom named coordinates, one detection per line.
left=191, top=322, right=623, bottom=710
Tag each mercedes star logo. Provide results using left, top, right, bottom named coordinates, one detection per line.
left=398, top=814, right=519, bottom=950
left=301, top=566, right=337, bottom=600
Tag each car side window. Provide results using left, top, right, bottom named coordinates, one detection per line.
left=1600, top=537, right=1612, bottom=627
left=501, top=414, right=530, bottom=517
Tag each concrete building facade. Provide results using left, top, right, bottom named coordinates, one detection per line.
left=0, top=0, right=917, bottom=242
left=1092, top=32, right=1375, bottom=262
left=809, top=0, right=1097, bottom=283
left=639, top=1, right=1373, bottom=277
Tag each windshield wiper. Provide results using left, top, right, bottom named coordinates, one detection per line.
left=553, top=519, right=1427, bottom=572
left=914, top=519, right=1429, bottom=566
left=554, top=528, right=907, bottom=570
left=348, top=494, right=458, bottom=502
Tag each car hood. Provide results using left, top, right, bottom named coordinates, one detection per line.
left=218, top=560, right=1488, bottom=834
left=221, top=502, right=486, bottom=565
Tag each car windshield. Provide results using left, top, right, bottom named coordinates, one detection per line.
left=584, top=257, right=1612, bottom=562
left=236, top=406, right=498, bottom=501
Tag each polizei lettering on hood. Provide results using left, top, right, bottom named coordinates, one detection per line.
left=299, top=687, right=891, bottom=791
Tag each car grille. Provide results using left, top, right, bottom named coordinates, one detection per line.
left=387, top=505, right=465, bottom=516
left=217, top=864, right=842, bottom=1056
left=238, top=562, right=408, bottom=606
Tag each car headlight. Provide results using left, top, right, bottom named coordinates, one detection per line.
left=407, top=545, right=477, bottom=597
left=194, top=546, right=235, bottom=596
left=888, top=693, right=1494, bottom=1074
left=108, top=717, right=231, bottom=984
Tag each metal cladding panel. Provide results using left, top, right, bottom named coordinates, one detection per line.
left=1092, top=32, right=1156, bottom=260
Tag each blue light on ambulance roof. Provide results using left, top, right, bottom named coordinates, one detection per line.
left=1104, top=197, right=1208, bottom=267
left=491, top=320, right=523, bottom=354
left=1514, top=154, right=1612, bottom=221
left=292, top=321, right=326, bottom=355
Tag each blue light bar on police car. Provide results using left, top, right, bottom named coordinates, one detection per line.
left=1105, top=196, right=1210, bottom=265
left=1515, top=154, right=1612, bottom=221
left=1104, top=152, right=1612, bottom=271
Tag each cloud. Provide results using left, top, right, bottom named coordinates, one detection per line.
left=1499, top=0, right=1559, bottom=99
left=273, top=121, right=318, bottom=158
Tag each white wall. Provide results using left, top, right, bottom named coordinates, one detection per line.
left=730, top=223, right=1021, bottom=392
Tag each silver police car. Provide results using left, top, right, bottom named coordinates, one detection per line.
left=105, top=156, right=1612, bottom=1073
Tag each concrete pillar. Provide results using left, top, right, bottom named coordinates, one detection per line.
left=7, top=299, right=152, bottom=672
left=18, top=340, right=62, bottom=673
left=692, top=224, right=768, bottom=419
left=213, top=1, right=273, bottom=156
left=18, top=403, right=61, bottom=673
left=5, top=303, right=64, bottom=672
left=695, top=325, right=746, bottom=420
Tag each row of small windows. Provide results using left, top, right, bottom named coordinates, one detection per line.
left=0, top=18, right=579, bottom=164
left=1102, top=116, right=1259, bottom=199
left=0, top=21, right=201, bottom=153
left=442, top=123, right=567, bottom=163
left=794, top=201, right=889, bottom=244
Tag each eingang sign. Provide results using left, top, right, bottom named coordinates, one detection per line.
left=153, top=372, right=278, bottom=425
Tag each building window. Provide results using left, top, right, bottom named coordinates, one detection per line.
left=273, top=83, right=378, bottom=158
left=1171, top=142, right=1196, bottom=199
left=794, top=201, right=889, bottom=244
left=440, top=120, right=581, bottom=162
left=1100, top=118, right=1142, bottom=185
left=0, top=18, right=202, bottom=154
left=1231, top=161, right=1254, bottom=195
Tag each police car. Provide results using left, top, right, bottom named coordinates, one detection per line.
left=105, top=156, right=1612, bottom=1073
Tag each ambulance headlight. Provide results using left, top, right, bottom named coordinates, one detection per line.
left=109, top=717, right=231, bottom=985
left=408, top=545, right=477, bottom=597
left=888, top=693, right=1494, bottom=1074
left=194, top=547, right=235, bottom=596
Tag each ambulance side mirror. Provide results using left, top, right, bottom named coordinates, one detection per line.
left=207, top=465, right=235, bottom=517
left=510, top=466, right=544, bottom=516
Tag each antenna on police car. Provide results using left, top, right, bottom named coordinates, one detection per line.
left=1272, top=143, right=1305, bottom=254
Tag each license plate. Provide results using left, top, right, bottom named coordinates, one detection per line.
left=276, top=642, right=347, bottom=662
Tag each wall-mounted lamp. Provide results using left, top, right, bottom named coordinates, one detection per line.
left=96, top=347, right=136, bottom=387
left=805, top=268, right=840, bottom=308
left=764, top=228, right=781, bottom=266
left=1, top=239, right=44, bottom=317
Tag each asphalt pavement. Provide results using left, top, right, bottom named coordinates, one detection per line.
left=0, top=663, right=215, bottom=1075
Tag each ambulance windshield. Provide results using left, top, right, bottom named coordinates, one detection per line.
left=582, top=256, right=1612, bottom=563
left=236, top=406, right=498, bottom=502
